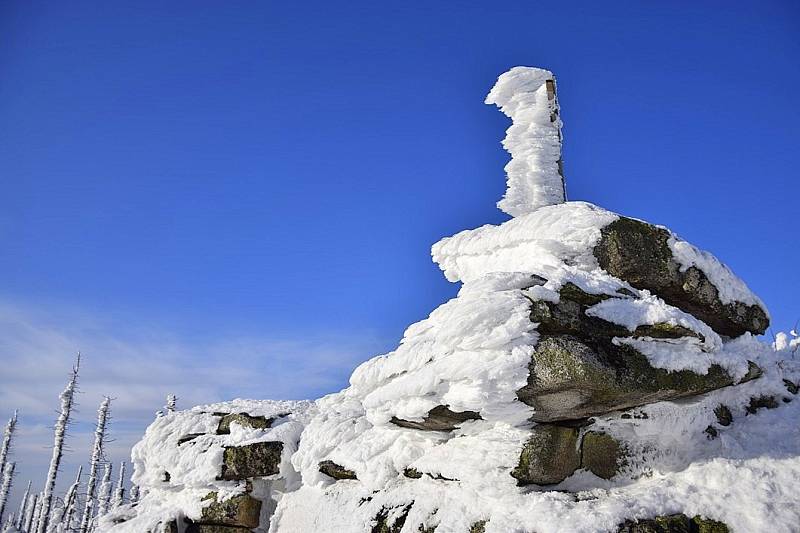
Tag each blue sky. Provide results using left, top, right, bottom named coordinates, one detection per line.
left=1, top=0, right=798, bottom=501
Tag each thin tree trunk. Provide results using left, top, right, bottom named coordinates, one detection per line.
left=23, top=492, right=38, bottom=533
left=15, top=480, right=31, bottom=530
left=29, top=493, right=43, bottom=533
left=0, top=462, right=15, bottom=525
left=111, top=462, right=125, bottom=509
left=52, top=466, right=81, bottom=533
left=0, top=412, right=17, bottom=484
left=96, top=464, right=112, bottom=517
left=37, top=356, right=80, bottom=533
left=78, top=396, right=111, bottom=533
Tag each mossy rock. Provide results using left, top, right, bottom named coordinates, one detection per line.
left=594, top=216, right=768, bottom=337
left=404, top=468, right=423, bottom=479
left=517, top=334, right=750, bottom=422
left=319, top=460, right=357, bottom=480
left=216, top=412, right=276, bottom=435
left=199, top=492, right=261, bottom=528
left=391, top=405, right=481, bottom=431
left=617, top=513, right=728, bottom=532
left=511, top=424, right=580, bottom=485
left=519, top=281, right=761, bottom=422
left=220, top=441, right=283, bottom=480
left=371, top=504, right=412, bottom=533
left=581, top=431, right=626, bottom=479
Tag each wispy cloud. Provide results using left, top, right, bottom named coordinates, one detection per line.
left=0, top=298, right=389, bottom=508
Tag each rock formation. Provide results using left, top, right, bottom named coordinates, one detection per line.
left=101, top=68, right=800, bottom=533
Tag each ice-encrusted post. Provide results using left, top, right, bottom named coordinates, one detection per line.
left=37, top=355, right=80, bottom=533
left=485, top=66, right=566, bottom=216
left=78, top=396, right=111, bottom=533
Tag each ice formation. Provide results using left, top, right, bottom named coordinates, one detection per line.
left=485, top=66, right=566, bottom=216
left=102, top=67, right=800, bottom=533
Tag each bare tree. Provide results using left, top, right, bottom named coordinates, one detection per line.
left=128, top=485, right=140, bottom=506
left=29, top=493, right=43, bottom=533
left=0, top=462, right=15, bottom=524
left=15, top=480, right=31, bottom=530
left=165, top=395, right=177, bottom=413
left=23, top=492, right=39, bottom=533
left=0, top=412, right=17, bottom=484
left=111, top=462, right=126, bottom=510
left=96, top=464, right=113, bottom=517
left=37, top=355, right=80, bottom=533
left=52, top=466, right=82, bottom=533
left=78, top=396, right=111, bottom=533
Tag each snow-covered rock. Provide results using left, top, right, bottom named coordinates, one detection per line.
left=103, top=66, right=800, bottom=533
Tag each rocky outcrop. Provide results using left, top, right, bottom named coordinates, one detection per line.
left=594, top=217, right=768, bottom=338
left=517, top=284, right=760, bottom=422
left=220, top=441, right=283, bottom=480
left=511, top=424, right=580, bottom=485
left=199, top=492, right=262, bottom=529
left=216, top=412, right=277, bottom=434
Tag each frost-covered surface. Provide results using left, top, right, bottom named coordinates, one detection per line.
left=101, top=400, right=314, bottom=533
left=669, top=236, right=766, bottom=308
left=485, top=66, right=565, bottom=216
left=273, top=343, right=800, bottom=533
left=104, top=66, right=798, bottom=533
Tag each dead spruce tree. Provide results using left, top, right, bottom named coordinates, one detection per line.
left=54, top=466, right=82, bottom=533
left=111, top=462, right=126, bottom=510
left=16, top=480, right=32, bottom=530
left=78, top=396, right=111, bottom=533
left=23, top=492, right=39, bottom=533
left=0, top=462, right=15, bottom=525
left=96, top=463, right=113, bottom=517
left=0, top=412, right=17, bottom=486
left=37, top=355, right=80, bottom=533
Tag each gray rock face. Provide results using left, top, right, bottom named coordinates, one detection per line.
left=517, top=285, right=761, bottom=422
left=220, top=441, right=283, bottom=480
left=390, top=405, right=481, bottom=431
left=594, top=217, right=769, bottom=338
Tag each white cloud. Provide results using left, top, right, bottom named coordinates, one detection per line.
left=0, top=298, right=388, bottom=512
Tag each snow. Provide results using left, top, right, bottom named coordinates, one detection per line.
left=101, top=400, right=314, bottom=533
left=99, top=66, right=797, bottom=533
left=485, top=66, right=566, bottom=216
left=669, top=235, right=766, bottom=308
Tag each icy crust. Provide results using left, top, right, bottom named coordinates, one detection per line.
left=485, top=66, right=565, bottom=216
left=101, top=400, right=314, bottom=533
left=271, top=344, right=800, bottom=533
left=292, top=273, right=538, bottom=491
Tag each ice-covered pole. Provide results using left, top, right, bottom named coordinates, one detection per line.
left=37, top=355, right=80, bottom=533
left=96, top=463, right=112, bottom=518
left=77, top=396, right=111, bottom=533
left=0, top=462, right=15, bottom=524
left=111, top=462, right=125, bottom=509
left=15, top=480, right=31, bottom=530
left=485, top=66, right=565, bottom=216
